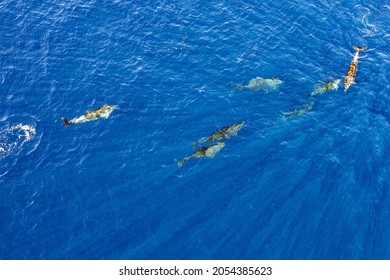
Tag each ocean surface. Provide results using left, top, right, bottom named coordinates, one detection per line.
left=1, top=0, right=390, bottom=260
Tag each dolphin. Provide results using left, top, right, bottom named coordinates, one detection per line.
left=193, top=121, right=245, bottom=149
left=282, top=103, right=313, bottom=120
left=307, top=79, right=341, bottom=98
left=61, top=104, right=116, bottom=127
left=176, top=142, right=225, bottom=168
left=344, top=46, right=367, bottom=91
left=233, top=77, right=283, bottom=92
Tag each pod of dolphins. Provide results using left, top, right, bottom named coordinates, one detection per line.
left=60, top=45, right=367, bottom=168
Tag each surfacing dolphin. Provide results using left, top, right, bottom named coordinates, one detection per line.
left=344, top=46, right=367, bottom=92
left=233, top=77, right=283, bottom=92
left=307, top=79, right=341, bottom=98
left=176, top=142, right=225, bottom=168
left=193, top=121, right=245, bottom=149
left=282, top=103, right=313, bottom=120
left=61, top=104, right=116, bottom=127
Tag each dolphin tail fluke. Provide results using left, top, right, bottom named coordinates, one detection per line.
left=61, top=117, right=71, bottom=127
left=353, top=46, right=367, bottom=51
left=176, top=155, right=195, bottom=167
left=231, top=83, right=245, bottom=91
left=307, top=88, right=317, bottom=99
left=175, top=159, right=185, bottom=168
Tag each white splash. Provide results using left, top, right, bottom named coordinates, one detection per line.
left=0, top=124, right=36, bottom=159
left=9, top=124, right=36, bottom=141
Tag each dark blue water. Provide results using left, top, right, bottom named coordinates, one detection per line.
left=1, top=0, right=390, bottom=259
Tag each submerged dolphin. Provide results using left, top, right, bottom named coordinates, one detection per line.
left=344, top=46, right=366, bottom=91
left=61, top=104, right=116, bottom=127
left=194, top=121, right=245, bottom=148
left=307, top=79, right=341, bottom=98
left=282, top=103, right=313, bottom=120
left=233, top=77, right=283, bottom=92
left=176, top=142, right=225, bottom=168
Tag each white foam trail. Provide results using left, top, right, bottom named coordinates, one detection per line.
left=355, top=5, right=379, bottom=37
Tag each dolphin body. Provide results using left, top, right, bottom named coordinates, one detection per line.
left=193, top=121, right=245, bottom=149
left=176, top=142, right=226, bottom=168
left=307, top=79, right=341, bottom=98
left=344, top=46, right=367, bottom=92
left=282, top=103, right=314, bottom=120
left=61, top=104, right=116, bottom=127
left=234, top=77, right=283, bottom=92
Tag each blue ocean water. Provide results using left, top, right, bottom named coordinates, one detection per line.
left=1, top=0, right=389, bottom=260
